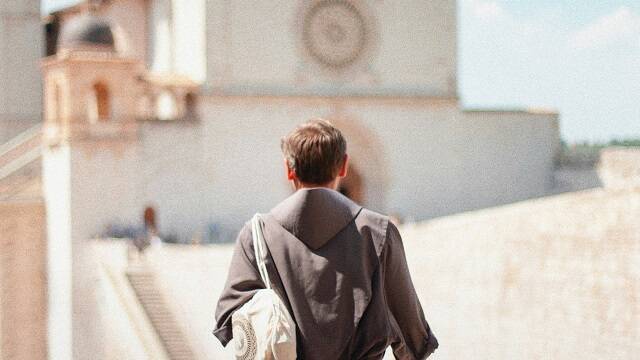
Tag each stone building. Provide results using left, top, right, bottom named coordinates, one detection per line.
left=0, top=0, right=571, bottom=359
left=0, top=0, right=43, bottom=142
left=39, top=0, right=560, bottom=238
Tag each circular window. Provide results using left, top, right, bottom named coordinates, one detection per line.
left=300, top=0, right=375, bottom=72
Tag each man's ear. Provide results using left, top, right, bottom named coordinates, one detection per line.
left=285, top=159, right=296, bottom=181
left=338, top=154, right=349, bottom=177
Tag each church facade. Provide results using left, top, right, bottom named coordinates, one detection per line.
left=39, top=0, right=559, bottom=240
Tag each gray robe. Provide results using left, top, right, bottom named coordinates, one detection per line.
left=213, top=188, right=438, bottom=359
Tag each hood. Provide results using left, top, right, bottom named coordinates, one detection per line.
left=268, top=188, right=363, bottom=250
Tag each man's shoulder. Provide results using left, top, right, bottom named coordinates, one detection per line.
left=232, top=220, right=253, bottom=247
left=354, top=207, right=392, bottom=257
left=356, top=207, right=389, bottom=227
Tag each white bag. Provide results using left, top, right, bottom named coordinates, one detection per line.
left=231, top=214, right=297, bottom=360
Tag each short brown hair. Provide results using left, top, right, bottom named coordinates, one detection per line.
left=281, top=119, right=347, bottom=184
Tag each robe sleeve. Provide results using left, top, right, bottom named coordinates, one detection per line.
left=382, top=222, right=438, bottom=359
left=212, top=223, right=265, bottom=346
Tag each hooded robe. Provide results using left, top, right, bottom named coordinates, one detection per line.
left=213, top=188, right=438, bottom=359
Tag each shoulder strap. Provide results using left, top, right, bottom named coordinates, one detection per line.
left=251, top=213, right=272, bottom=290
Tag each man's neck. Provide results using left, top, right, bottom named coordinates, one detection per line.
left=294, top=179, right=339, bottom=191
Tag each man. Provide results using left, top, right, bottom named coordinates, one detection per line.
left=213, top=119, right=438, bottom=359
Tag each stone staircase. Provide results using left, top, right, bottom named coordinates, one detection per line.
left=127, top=268, right=196, bottom=360
left=0, top=124, right=42, bottom=199
left=0, top=123, right=42, bottom=171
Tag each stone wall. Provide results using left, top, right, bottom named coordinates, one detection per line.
left=552, top=144, right=602, bottom=194
left=91, top=97, right=559, bottom=242
left=0, top=0, right=43, bottom=136
left=143, top=98, right=557, bottom=238
left=403, top=188, right=640, bottom=359
left=33, top=97, right=559, bottom=245
left=0, top=118, right=40, bottom=145
left=598, top=147, right=640, bottom=189
left=0, top=200, right=47, bottom=360
left=552, top=167, right=601, bottom=194
left=119, top=186, right=640, bottom=359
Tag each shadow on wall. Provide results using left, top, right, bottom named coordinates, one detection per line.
left=552, top=145, right=603, bottom=194
left=326, top=112, right=389, bottom=213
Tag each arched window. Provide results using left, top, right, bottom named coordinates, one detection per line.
left=88, top=82, right=111, bottom=122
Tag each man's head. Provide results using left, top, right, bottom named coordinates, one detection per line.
left=281, top=119, right=348, bottom=189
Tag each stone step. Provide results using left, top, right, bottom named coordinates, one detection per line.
left=127, top=269, right=196, bottom=360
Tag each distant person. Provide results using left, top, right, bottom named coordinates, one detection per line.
left=213, top=119, right=438, bottom=359
left=144, top=206, right=157, bottom=237
left=143, top=206, right=162, bottom=247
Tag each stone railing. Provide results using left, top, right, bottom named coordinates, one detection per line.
left=95, top=241, right=171, bottom=360
left=0, top=124, right=42, bottom=180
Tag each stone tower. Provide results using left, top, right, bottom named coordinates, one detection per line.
left=0, top=0, right=43, bottom=142
left=41, top=14, right=142, bottom=360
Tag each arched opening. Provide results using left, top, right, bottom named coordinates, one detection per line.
left=88, top=82, right=111, bottom=122
left=338, top=163, right=364, bottom=204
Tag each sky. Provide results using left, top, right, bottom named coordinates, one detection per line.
left=43, top=0, right=640, bottom=143
left=459, top=0, right=640, bottom=143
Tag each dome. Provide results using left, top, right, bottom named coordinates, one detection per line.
left=58, top=15, right=116, bottom=52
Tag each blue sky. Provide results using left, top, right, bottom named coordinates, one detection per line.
left=44, top=0, right=639, bottom=142
left=459, top=0, right=640, bottom=142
